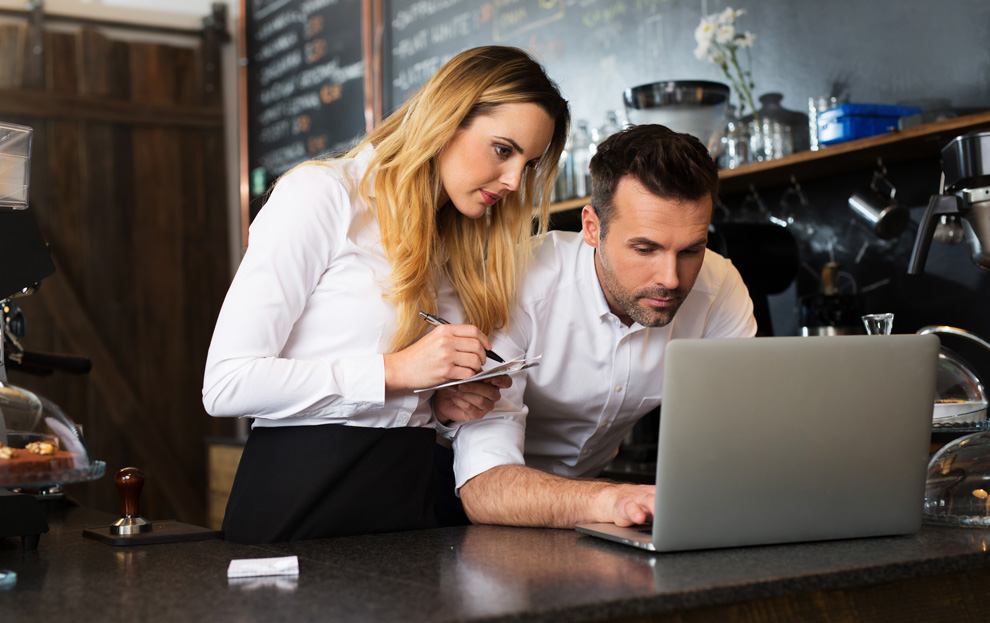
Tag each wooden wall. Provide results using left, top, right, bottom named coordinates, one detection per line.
left=0, top=18, right=233, bottom=524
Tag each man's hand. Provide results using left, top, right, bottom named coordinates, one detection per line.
left=461, top=464, right=656, bottom=528
left=601, top=484, right=655, bottom=527
left=434, top=376, right=512, bottom=424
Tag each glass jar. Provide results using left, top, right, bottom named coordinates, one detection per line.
left=717, top=105, right=750, bottom=169
left=743, top=93, right=810, bottom=161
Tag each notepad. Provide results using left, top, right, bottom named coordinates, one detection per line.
left=414, top=355, right=541, bottom=393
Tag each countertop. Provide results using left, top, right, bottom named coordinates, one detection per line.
left=3, top=504, right=990, bottom=622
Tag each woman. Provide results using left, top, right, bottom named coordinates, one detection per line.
left=203, top=46, right=569, bottom=543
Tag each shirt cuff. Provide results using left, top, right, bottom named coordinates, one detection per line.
left=329, top=353, right=385, bottom=407
left=433, top=404, right=458, bottom=439
left=452, top=417, right=526, bottom=491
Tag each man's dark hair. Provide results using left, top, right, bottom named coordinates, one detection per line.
left=589, top=124, right=719, bottom=238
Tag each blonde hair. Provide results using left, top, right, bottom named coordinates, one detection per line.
left=346, top=46, right=569, bottom=352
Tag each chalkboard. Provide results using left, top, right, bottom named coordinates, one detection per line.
left=244, top=0, right=369, bottom=219
left=382, top=0, right=990, bottom=142
left=244, top=0, right=990, bottom=221
left=383, top=0, right=682, bottom=131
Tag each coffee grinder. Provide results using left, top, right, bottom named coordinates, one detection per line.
left=909, top=130, right=990, bottom=274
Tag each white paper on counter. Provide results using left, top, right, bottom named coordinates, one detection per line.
left=227, top=555, right=299, bottom=578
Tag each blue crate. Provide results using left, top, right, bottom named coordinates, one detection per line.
left=818, top=103, right=922, bottom=145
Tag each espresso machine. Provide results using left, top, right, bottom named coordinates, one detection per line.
left=909, top=130, right=990, bottom=275
left=1, top=123, right=106, bottom=551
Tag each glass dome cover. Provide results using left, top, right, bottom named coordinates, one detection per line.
left=918, top=326, right=989, bottom=432
left=925, top=433, right=990, bottom=527
left=0, top=380, right=105, bottom=488
left=932, top=346, right=988, bottom=429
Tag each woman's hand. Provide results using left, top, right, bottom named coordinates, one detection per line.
left=383, top=323, right=495, bottom=392
left=433, top=375, right=512, bottom=424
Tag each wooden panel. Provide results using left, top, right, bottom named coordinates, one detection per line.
left=45, top=31, right=77, bottom=93
left=0, top=88, right=223, bottom=127
left=0, top=24, right=25, bottom=87
left=129, top=41, right=176, bottom=106
left=77, top=28, right=111, bottom=98
left=207, top=443, right=243, bottom=530
left=0, top=21, right=232, bottom=524
left=172, top=46, right=201, bottom=108
left=108, top=38, right=132, bottom=100
left=131, top=125, right=200, bottom=514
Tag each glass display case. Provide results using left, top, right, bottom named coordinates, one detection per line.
left=0, top=381, right=105, bottom=489
left=920, top=326, right=989, bottom=432
left=0, top=122, right=32, bottom=209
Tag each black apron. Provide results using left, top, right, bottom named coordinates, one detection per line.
left=222, top=423, right=468, bottom=544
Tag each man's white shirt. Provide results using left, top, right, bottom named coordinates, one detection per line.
left=443, top=231, right=758, bottom=490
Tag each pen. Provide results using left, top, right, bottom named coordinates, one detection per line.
left=419, top=311, right=505, bottom=363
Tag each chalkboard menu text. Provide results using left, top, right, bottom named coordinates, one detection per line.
left=245, top=0, right=369, bottom=218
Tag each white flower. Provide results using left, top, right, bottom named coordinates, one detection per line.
left=694, top=15, right=717, bottom=46
left=694, top=40, right=711, bottom=61
left=737, top=32, right=757, bottom=48
left=693, top=6, right=759, bottom=119
left=715, top=23, right=736, bottom=44
left=718, top=7, right=745, bottom=25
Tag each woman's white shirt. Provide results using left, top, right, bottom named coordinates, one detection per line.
left=202, top=146, right=432, bottom=429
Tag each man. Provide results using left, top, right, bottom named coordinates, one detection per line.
left=435, top=124, right=757, bottom=528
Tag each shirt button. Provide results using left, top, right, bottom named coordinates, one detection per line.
left=615, top=385, right=622, bottom=392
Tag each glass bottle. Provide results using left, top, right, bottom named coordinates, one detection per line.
left=597, top=110, right=623, bottom=142
left=554, top=130, right=573, bottom=201
left=717, top=105, right=750, bottom=169
left=569, top=120, right=593, bottom=198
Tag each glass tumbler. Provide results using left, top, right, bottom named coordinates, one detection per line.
left=862, top=313, right=894, bottom=335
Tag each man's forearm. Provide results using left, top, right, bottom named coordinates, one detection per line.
left=459, top=464, right=653, bottom=529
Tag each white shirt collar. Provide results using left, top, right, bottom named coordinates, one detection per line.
left=353, top=143, right=377, bottom=199
left=577, top=243, right=613, bottom=322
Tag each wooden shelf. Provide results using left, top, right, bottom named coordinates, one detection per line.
left=548, top=196, right=589, bottom=214
left=548, top=110, right=990, bottom=212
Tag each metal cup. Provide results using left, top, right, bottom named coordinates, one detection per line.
left=848, top=170, right=909, bottom=239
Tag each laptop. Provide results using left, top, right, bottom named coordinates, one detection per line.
left=576, top=334, right=940, bottom=552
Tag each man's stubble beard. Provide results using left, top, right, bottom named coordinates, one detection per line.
left=597, top=248, right=683, bottom=328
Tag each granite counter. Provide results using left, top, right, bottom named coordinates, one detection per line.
left=2, top=505, right=990, bottom=622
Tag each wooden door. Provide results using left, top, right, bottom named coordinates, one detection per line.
left=0, top=17, right=233, bottom=524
